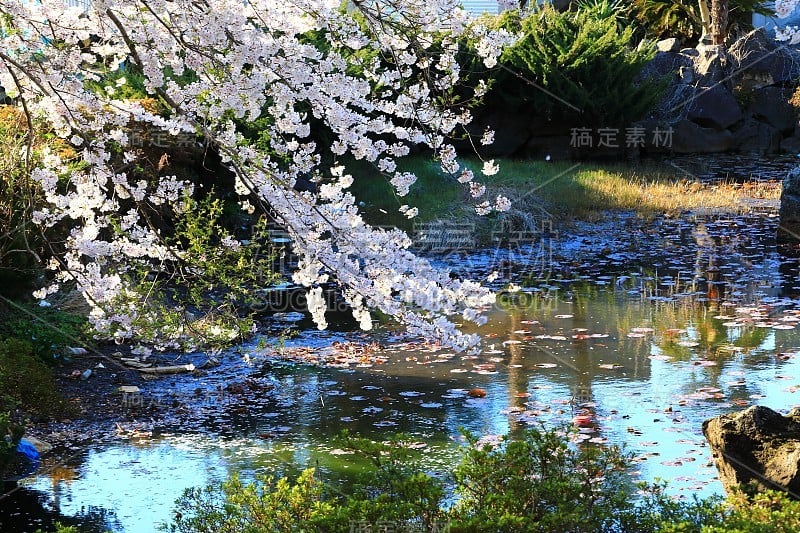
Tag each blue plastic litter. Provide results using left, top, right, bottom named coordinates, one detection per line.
left=16, top=439, right=41, bottom=471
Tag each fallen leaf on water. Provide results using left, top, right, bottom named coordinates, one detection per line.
left=573, top=414, right=594, bottom=427
left=677, top=341, right=699, bottom=347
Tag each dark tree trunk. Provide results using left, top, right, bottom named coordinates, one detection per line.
left=710, top=0, right=729, bottom=46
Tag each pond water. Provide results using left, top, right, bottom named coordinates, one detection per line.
left=5, top=194, right=800, bottom=531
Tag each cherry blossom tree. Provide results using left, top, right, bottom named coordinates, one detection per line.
left=0, top=0, right=514, bottom=352
left=776, top=0, right=800, bottom=44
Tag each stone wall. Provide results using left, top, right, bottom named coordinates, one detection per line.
left=636, top=30, right=800, bottom=156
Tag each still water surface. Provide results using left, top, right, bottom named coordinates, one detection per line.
left=6, top=209, right=800, bottom=532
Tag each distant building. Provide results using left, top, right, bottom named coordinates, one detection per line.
left=462, top=0, right=502, bottom=16
left=64, top=0, right=92, bottom=11
left=461, top=0, right=568, bottom=17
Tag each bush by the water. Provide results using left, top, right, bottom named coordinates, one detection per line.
left=486, top=3, right=664, bottom=128
left=0, top=336, right=72, bottom=478
left=160, top=425, right=800, bottom=532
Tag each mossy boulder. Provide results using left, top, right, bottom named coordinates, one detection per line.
left=703, top=405, right=800, bottom=497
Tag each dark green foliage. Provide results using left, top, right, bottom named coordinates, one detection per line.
left=0, top=304, right=89, bottom=364
left=0, top=409, right=24, bottom=476
left=163, top=424, right=800, bottom=532
left=630, top=0, right=701, bottom=42
left=331, top=432, right=448, bottom=530
left=450, top=429, right=643, bottom=532
left=0, top=337, right=70, bottom=478
left=165, top=469, right=337, bottom=533
left=0, top=338, right=69, bottom=418
left=696, top=488, right=800, bottom=532
left=163, top=432, right=447, bottom=532
left=491, top=4, right=664, bottom=127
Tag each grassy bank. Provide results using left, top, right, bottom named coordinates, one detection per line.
left=349, top=156, right=781, bottom=236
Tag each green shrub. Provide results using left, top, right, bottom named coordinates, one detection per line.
left=99, top=192, right=282, bottom=352
left=165, top=468, right=337, bottom=533
left=490, top=3, right=664, bottom=128
left=332, top=432, right=448, bottom=530
left=450, top=428, right=644, bottom=532
left=0, top=337, right=53, bottom=477
left=0, top=304, right=89, bottom=364
left=0, top=338, right=69, bottom=418
left=163, top=433, right=447, bottom=532
left=163, top=425, right=800, bottom=532
left=698, top=488, right=800, bottom=532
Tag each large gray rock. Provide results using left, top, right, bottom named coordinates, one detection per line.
left=781, top=136, right=800, bottom=155
left=703, top=406, right=800, bottom=496
left=671, top=119, right=735, bottom=153
left=694, top=44, right=730, bottom=86
left=657, top=38, right=681, bottom=53
left=749, top=87, right=797, bottom=134
left=733, top=118, right=781, bottom=155
left=687, top=84, right=743, bottom=129
left=780, top=166, right=800, bottom=242
left=729, top=29, right=800, bottom=88
left=639, top=51, right=694, bottom=81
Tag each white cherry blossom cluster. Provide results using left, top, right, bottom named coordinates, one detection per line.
left=1, top=0, right=514, bottom=352
left=775, top=0, right=800, bottom=43
left=776, top=0, right=800, bottom=18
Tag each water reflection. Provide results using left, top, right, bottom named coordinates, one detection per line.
left=1, top=479, right=119, bottom=533
left=12, top=208, right=800, bottom=530
left=14, top=299, right=795, bottom=531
